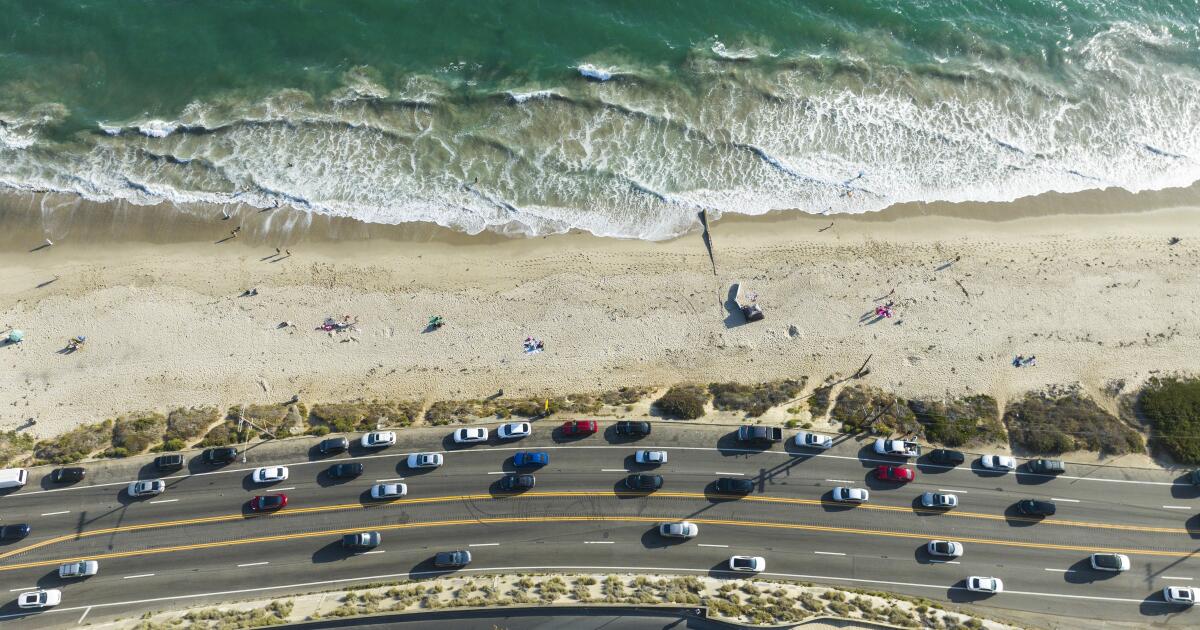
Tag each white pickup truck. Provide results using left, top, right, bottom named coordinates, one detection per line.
left=873, top=438, right=921, bottom=458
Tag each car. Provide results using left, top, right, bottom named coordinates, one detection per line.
left=635, top=450, right=668, bottom=465
left=927, top=540, right=963, bottom=558
left=513, top=451, right=549, bottom=467
left=202, top=447, right=238, bottom=465
left=1027, top=459, right=1066, bottom=474
left=624, top=473, right=663, bottom=492
left=728, top=556, right=765, bottom=572
left=51, top=467, right=86, bottom=483
left=500, top=474, right=536, bottom=491
left=615, top=420, right=651, bottom=437
left=1015, top=499, right=1056, bottom=516
left=341, top=531, right=381, bottom=550
left=794, top=431, right=833, bottom=450
left=407, top=452, right=443, bottom=468
left=252, top=466, right=289, bottom=483
left=328, top=462, right=364, bottom=479
left=58, top=560, right=99, bottom=578
left=497, top=422, right=531, bottom=440
left=154, top=453, right=184, bottom=471
left=1164, top=585, right=1197, bottom=605
left=920, top=492, right=958, bottom=509
left=434, top=549, right=472, bottom=568
left=659, top=521, right=699, bottom=538
left=561, top=420, right=598, bottom=436
left=873, top=438, right=921, bottom=457
left=250, top=494, right=287, bottom=512
left=453, top=427, right=489, bottom=443
left=875, top=465, right=915, bottom=482
left=928, top=449, right=965, bottom=466
left=370, top=483, right=408, bottom=499
left=831, top=487, right=869, bottom=503
left=1090, top=553, right=1130, bottom=572
left=0, top=524, right=31, bottom=540
left=127, top=479, right=166, bottom=498
left=966, top=576, right=1003, bottom=594
left=1190, top=469, right=1200, bottom=486
left=361, top=431, right=396, bottom=448
left=714, top=477, right=755, bottom=494
left=980, top=454, right=1016, bottom=471
left=17, top=589, right=61, bottom=609
left=318, top=436, right=349, bottom=454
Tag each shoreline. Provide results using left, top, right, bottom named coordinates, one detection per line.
left=1, top=186, right=1198, bottom=439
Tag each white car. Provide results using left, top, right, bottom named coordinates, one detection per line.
left=1164, top=585, right=1197, bottom=605
left=729, top=556, right=765, bottom=572
left=1090, top=553, right=1130, bottom=572
left=252, top=466, right=288, bottom=483
left=874, top=438, right=920, bottom=457
left=453, top=427, right=489, bottom=444
left=927, top=540, right=963, bottom=558
left=831, top=487, right=869, bottom=503
left=966, top=576, right=1003, bottom=594
left=795, top=431, right=833, bottom=450
left=497, top=422, right=531, bottom=440
left=370, top=483, right=408, bottom=499
left=407, top=452, right=443, bottom=468
left=920, top=492, right=958, bottom=509
left=127, top=479, right=165, bottom=498
left=980, top=454, right=1016, bottom=471
left=659, top=521, right=698, bottom=538
left=635, top=450, right=668, bottom=465
left=58, top=560, right=99, bottom=578
left=18, top=589, right=61, bottom=609
left=361, top=431, right=396, bottom=448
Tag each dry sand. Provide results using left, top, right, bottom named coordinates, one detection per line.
left=1, top=190, right=1198, bottom=438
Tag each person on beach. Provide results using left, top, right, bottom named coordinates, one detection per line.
left=1013, top=355, right=1024, bottom=367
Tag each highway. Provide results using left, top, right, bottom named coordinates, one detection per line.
left=0, top=422, right=1197, bottom=628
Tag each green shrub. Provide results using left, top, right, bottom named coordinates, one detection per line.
left=908, top=395, right=1004, bottom=447
left=111, top=413, right=167, bottom=455
left=0, top=430, right=34, bottom=467
left=104, top=446, right=129, bottom=458
left=237, top=404, right=305, bottom=438
left=1005, top=388, right=1144, bottom=455
left=599, top=387, right=653, bottom=406
left=35, top=420, right=112, bottom=464
left=311, top=400, right=422, bottom=432
left=653, top=384, right=710, bottom=419
left=198, top=418, right=244, bottom=447
left=832, top=385, right=919, bottom=435
left=164, top=406, right=219, bottom=444
left=809, top=385, right=834, bottom=417
left=1139, top=377, right=1200, bottom=463
left=709, top=378, right=807, bottom=416
left=161, top=438, right=186, bottom=452
left=307, top=424, right=331, bottom=437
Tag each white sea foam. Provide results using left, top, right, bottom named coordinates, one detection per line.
left=711, top=41, right=760, bottom=61
left=577, top=63, right=614, bottom=81
left=136, top=119, right=179, bottom=138
left=507, top=90, right=559, bottom=104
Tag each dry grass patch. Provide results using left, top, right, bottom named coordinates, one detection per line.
left=34, top=420, right=112, bottom=464
left=310, top=400, right=422, bottom=432
left=909, top=395, right=1004, bottom=447
left=832, top=385, right=919, bottom=435
left=708, top=378, right=807, bottom=417
left=163, top=406, right=221, bottom=447
left=108, top=412, right=167, bottom=457
left=653, top=384, right=710, bottom=419
left=1005, top=388, right=1144, bottom=455
left=0, top=430, right=34, bottom=467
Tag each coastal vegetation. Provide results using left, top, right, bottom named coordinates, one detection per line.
left=653, top=384, right=710, bottom=419
left=708, top=378, right=807, bottom=417
left=1137, top=376, right=1200, bottom=463
left=1004, top=388, right=1143, bottom=456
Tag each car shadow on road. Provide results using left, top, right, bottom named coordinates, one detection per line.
left=945, top=579, right=994, bottom=603
left=640, top=526, right=688, bottom=550
left=35, top=569, right=70, bottom=588
left=612, top=478, right=653, bottom=499
left=818, top=490, right=859, bottom=513
left=706, top=560, right=741, bottom=579
left=1063, top=558, right=1118, bottom=584
left=715, top=430, right=767, bottom=458
left=1001, top=503, right=1042, bottom=528
left=1187, top=513, right=1200, bottom=539
left=969, top=459, right=1009, bottom=477
left=603, top=424, right=644, bottom=445
left=914, top=454, right=955, bottom=475
left=410, top=557, right=459, bottom=578
left=397, top=461, right=437, bottom=477
left=550, top=427, right=591, bottom=444
left=909, top=496, right=948, bottom=517
left=1015, top=465, right=1053, bottom=485
left=1140, top=592, right=1188, bottom=618
left=1170, top=473, right=1199, bottom=500
left=311, top=539, right=353, bottom=564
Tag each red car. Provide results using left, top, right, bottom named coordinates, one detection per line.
left=875, top=465, right=915, bottom=482
left=250, top=494, right=288, bottom=512
left=560, top=420, right=598, bottom=436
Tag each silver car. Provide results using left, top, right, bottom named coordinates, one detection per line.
left=635, top=450, right=668, bottom=465
left=966, top=576, right=1003, bottom=593
left=58, top=560, right=99, bottom=578
left=407, top=452, right=443, bottom=468
left=658, top=521, right=698, bottom=538
left=794, top=431, right=833, bottom=450
left=370, top=483, right=408, bottom=499
left=926, top=540, right=963, bottom=558
left=920, top=492, right=958, bottom=509
left=831, top=487, right=869, bottom=503
left=127, top=479, right=165, bottom=498
left=1090, top=553, right=1130, bottom=572
left=1164, top=586, right=1197, bottom=605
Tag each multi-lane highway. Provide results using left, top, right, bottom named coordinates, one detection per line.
left=1, top=422, right=1197, bottom=628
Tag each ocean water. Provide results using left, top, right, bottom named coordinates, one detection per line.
left=1, top=1, right=1198, bottom=239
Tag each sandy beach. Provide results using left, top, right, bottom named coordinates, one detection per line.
left=1, top=188, right=1198, bottom=439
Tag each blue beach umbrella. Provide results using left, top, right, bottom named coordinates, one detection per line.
left=8, top=330, right=24, bottom=343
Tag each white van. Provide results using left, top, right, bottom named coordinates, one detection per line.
left=0, top=468, right=29, bottom=489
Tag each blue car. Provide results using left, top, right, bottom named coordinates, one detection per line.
left=513, top=451, right=549, bottom=467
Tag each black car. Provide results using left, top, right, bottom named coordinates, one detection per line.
left=434, top=549, right=472, bottom=568
left=341, top=531, right=381, bottom=550
left=0, top=524, right=31, bottom=541
left=319, top=436, right=349, bottom=455
left=202, top=447, right=238, bottom=465
left=1027, top=459, right=1066, bottom=474
left=155, top=453, right=185, bottom=471
left=51, top=467, right=86, bottom=483
left=624, top=473, right=663, bottom=491
left=328, top=463, right=364, bottom=479
left=1191, top=469, right=1200, bottom=486
left=614, top=421, right=651, bottom=437
left=928, top=449, right=965, bottom=466
left=714, top=477, right=755, bottom=494
left=500, top=474, right=536, bottom=491
left=1016, top=499, right=1057, bottom=517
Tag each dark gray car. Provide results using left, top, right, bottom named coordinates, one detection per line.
left=434, top=550, right=472, bottom=568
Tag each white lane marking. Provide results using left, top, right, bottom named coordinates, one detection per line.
left=271, top=486, right=295, bottom=492
left=814, top=551, right=846, bottom=556
left=1162, top=576, right=1194, bottom=581
left=714, top=472, right=745, bottom=476
left=1162, top=505, right=1191, bottom=510
left=149, top=499, right=178, bottom=504
left=601, top=469, right=629, bottom=472
left=374, top=478, right=404, bottom=482
left=825, top=479, right=854, bottom=484
left=39, top=510, right=70, bottom=516
left=942, top=561, right=961, bottom=565
left=236, top=562, right=269, bottom=568
left=122, top=573, right=155, bottom=579
left=1051, top=498, right=1080, bottom=503
left=1044, top=568, right=1071, bottom=573
left=486, top=471, right=506, bottom=475
left=8, top=586, right=36, bottom=592
left=697, top=544, right=729, bottom=548
left=0, top=563, right=1153, bottom=620
left=583, top=541, right=614, bottom=544
left=468, top=543, right=500, bottom=547
left=78, top=606, right=92, bottom=624
left=936, top=489, right=967, bottom=494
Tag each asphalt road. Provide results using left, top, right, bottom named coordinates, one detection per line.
left=0, top=422, right=1197, bottom=628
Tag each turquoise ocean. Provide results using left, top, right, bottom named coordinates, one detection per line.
left=1, top=1, right=1198, bottom=239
